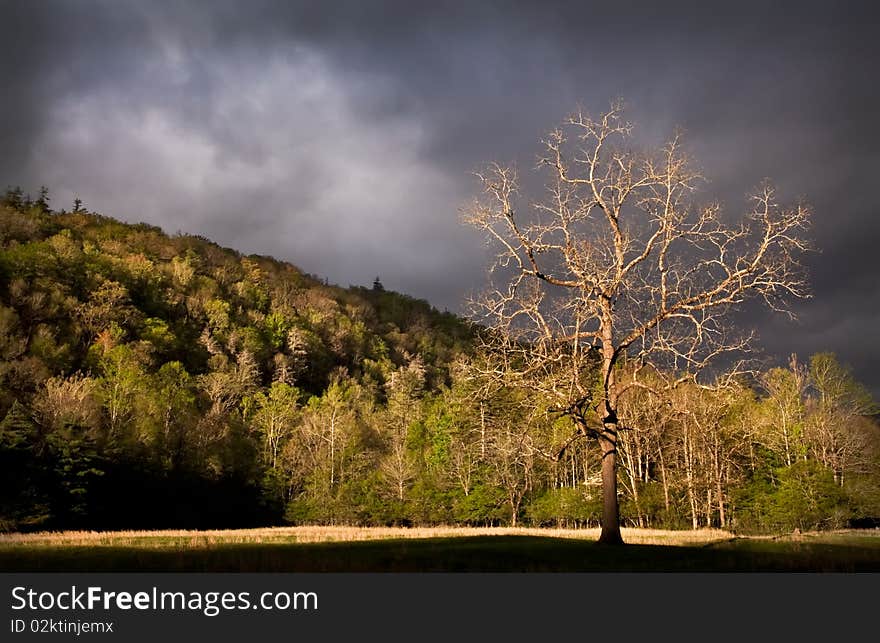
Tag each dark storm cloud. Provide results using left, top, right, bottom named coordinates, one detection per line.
left=2, top=1, right=878, bottom=392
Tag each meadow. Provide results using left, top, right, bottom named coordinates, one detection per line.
left=2, top=526, right=878, bottom=572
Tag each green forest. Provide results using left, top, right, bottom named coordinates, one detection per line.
left=1, top=189, right=878, bottom=534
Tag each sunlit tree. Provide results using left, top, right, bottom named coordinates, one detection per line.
left=464, top=101, right=812, bottom=543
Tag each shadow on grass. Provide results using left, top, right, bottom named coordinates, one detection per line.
left=2, top=536, right=879, bottom=572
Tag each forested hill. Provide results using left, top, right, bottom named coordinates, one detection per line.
left=0, top=190, right=474, bottom=399
left=0, top=190, right=475, bottom=530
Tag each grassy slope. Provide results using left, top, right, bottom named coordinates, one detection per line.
left=2, top=528, right=879, bottom=572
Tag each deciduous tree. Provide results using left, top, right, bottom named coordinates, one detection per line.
left=464, top=101, right=812, bottom=543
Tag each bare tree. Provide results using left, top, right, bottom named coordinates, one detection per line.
left=758, top=354, right=810, bottom=467
left=463, top=101, right=811, bottom=543
left=805, top=353, right=877, bottom=486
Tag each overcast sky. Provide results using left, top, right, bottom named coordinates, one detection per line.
left=2, top=1, right=878, bottom=394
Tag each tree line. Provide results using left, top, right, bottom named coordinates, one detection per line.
left=0, top=188, right=877, bottom=533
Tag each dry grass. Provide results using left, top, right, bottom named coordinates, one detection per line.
left=2, top=526, right=877, bottom=572
left=0, top=525, right=735, bottom=550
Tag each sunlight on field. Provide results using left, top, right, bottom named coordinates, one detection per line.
left=0, top=526, right=735, bottom=549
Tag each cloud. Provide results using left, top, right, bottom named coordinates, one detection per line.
left=3, top=0, right=878, bottom=393
left=26, top=43, right=483, bottom=307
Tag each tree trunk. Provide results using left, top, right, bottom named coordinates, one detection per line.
left=598, top=429, right=624, bottom=544
left=658, top=444, right=671, bottom=513
left=714, top=446, right=725, bottom=528
left=684, top=428, right=698, bottom=529
left=705, top=487, right=713, bottom=527
left=620, top=430, right=643, bottom=527
left=598, top=312, right=624, bottom=545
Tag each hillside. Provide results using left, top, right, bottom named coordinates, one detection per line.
left=0, top=190, right=476, bottom=530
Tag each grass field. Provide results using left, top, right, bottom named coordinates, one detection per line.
left=1, top=526, right=879, bottom=572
